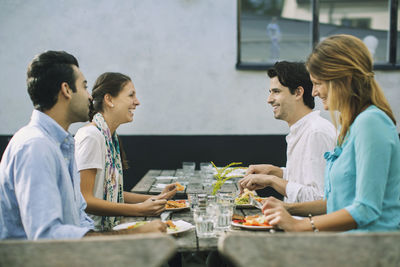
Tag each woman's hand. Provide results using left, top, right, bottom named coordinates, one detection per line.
left=238, top=174, right=271, bottom=193
left=132, top=220, right=167, bottom=233
left=136, top=198, right=167, bottom=216
left=157, top=183, right=177, bottom=200
left=262, top=197, right=306, bottom=232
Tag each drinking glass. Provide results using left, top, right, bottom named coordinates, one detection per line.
left=193, top=208, right=215, bottom=238
left=214, top=202, right=234, bottom=231
left=200, top=162, right=212, bottom=177
left=206, top=195, right=218, bottom=216
left=214, top=192, right=235, bottom=231
left=176, top=169, right=188, bottom=185
left=216, top=192, right=236, bottom=204
left=182, top=162, right=195, bottom=178
left=200, top=162, right=214, bottom=187
left=187, top=193, right=198, bottom=211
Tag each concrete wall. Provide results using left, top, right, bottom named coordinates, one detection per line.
left=1, top=0, right=399, bottom=135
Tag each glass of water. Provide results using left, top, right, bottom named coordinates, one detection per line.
left=176, top=169, right=188, bottom=185
left=214, top=202, right=234, bottom=231
left=200, top=162, right=212, bottom=177
left=193, top=208, right=215, bottom=238
left=200, top=162, right=214, bottom=186
left=214, top=192, right=235, bottom=231
left=187, top=193, right=198, bottom=211
left=182, top=162, right=195, bottom=178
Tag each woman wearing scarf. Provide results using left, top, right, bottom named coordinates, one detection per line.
left=75, top=72, right=176, bottom=231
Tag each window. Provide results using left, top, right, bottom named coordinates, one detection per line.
left=237, top=0, right=399, bottom=70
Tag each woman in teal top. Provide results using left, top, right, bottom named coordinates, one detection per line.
left=261, top=34, right=400, bottom=232
left=324, top=105, right=400, bottom=231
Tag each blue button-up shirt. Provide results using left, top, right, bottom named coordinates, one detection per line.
left=324, top=105, right=400, bottom=231
left=0, top=110, right=94, bottom=239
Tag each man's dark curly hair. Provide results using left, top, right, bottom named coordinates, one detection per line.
left=267, top=61, right=315, bottom=109
left=27, top=51, right=79, bottom=111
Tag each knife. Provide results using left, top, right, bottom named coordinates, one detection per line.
left=249, top=194, right=263, bottom=210
left=160, top=210, right=172, bottom=221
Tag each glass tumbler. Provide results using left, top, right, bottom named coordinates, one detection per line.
left=193, top=208, right=215, bottom=238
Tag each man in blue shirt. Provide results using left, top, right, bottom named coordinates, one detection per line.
left=0, top=51, right=165, bottom=239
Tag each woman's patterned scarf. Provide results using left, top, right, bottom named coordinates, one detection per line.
left=93, top=113, right=124, bottom=230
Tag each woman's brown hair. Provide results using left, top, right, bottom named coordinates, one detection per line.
left=89, top=72, right=131, bottom=170
left=306, top=34, right=396, bottom=145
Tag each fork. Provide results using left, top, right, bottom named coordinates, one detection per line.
left=249, top=194, right=263, bottom=210
left=160, top=210, right=172, bottom=221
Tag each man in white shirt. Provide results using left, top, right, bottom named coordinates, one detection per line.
left=239, top=61, right=336, bottom=203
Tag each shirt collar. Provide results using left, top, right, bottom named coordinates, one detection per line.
left=289, top=110, right=320, bottom=135
left=29, top=109, right=72, bottom=144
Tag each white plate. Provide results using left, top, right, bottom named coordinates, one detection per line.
left=113, top=220, right=194, bottom=234
left=155, top=176, right=177, bottom=181
left=166, top=200, right=190, bottom=211
left=167, top=220, right=195, bottom=234
left=231, top=221, right=273, bottom=230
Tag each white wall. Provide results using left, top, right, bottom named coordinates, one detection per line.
left=1, top=0, right=399, bottom=135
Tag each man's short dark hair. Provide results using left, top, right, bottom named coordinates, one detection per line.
left=267, top=61, right=315, bottom=109
left=27, top=51, right=79, bottom=111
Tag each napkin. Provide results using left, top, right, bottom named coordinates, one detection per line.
left=155, top=176, right=177, bottom=181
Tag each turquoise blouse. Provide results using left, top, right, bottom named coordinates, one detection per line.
left=324, top=105, right=400, bottom=231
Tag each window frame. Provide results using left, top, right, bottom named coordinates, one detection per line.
left=236, top=0, right=400, bottom=70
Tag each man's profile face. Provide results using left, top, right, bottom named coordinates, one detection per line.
left=68, top=66, right=92, bottom=123
left=267, top=76, right=296, bottom=123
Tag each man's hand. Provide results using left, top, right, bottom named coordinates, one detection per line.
left=246, top=164, right=283, bottom=178
left=136, top=198, right=167, bottom=216
left=238, top=174, right=271, bottom=193
left=156, top=183, right=177, bottom=200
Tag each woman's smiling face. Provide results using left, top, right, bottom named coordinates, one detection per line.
left=112, top=81, right=140, bottom=125
left=310, top=74, right=329, bottom=110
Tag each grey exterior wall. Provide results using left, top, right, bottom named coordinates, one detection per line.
left=1, top=0, right=399, bottom=135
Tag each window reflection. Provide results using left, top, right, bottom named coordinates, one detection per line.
left=240, top=0, right=312, bottom=63
left=319, top=0, right=389, bottom=63
left=240, top=0, right=393, bottom=65
left=397, top=3, right=400, bottom=63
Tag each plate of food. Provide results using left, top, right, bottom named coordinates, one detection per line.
left=152, top=182, right=185, bottom=191
left=235, top=189, right=266, bottom=208
left=113, top=220, right=194, bottom=235
left=231, top=214, right=273, bottom=230
left=165, top=200, right=189, bottom=211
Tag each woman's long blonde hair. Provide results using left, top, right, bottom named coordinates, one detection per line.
left=306, top=34, right=396, bottom=145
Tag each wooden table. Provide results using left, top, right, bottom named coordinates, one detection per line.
left=127, top=169, right=271, bottom=253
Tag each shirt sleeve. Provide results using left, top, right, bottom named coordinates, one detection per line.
left=75, top=127, right=103, bottom=171
left=281, top=167, right=287, bottom=180
left=14, top=139, right=91, bottom=239
left=285, top=130, right=333, bottom=202
left=345, top=113, right=393, bottom=227
left=78, top=191, right=95, bottom=229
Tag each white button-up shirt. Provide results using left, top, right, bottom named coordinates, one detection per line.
left=283, top=111, right=337, bottom=203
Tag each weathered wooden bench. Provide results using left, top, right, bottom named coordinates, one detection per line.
left=218, top=232, right=400, bottom=267
left=0, top=233, right=176, bottom=267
